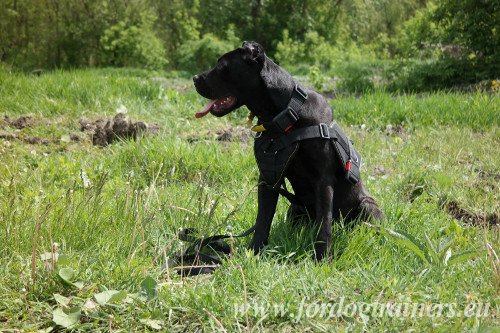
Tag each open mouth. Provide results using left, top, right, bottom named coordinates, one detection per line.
left=195, top=96, right=237, bottom=118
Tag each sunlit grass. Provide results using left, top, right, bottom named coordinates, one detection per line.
left=0, top=68, right=498, bottom=331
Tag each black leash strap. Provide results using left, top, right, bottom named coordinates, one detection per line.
left=166, top=224, right=256, bottom=276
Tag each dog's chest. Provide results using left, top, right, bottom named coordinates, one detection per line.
left=253, top=133, right=300, bottom=189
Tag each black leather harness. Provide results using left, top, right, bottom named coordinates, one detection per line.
left=168, top=84, right=362, bottom=275
left=254, top=85, right=361, bottom=204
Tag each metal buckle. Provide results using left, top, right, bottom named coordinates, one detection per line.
left=352, top=151, right=359, bottom=163
left=286, top=108, right=299, bottom=122
left=319, top=123, right=330, bottom=139
left=295, top=84, right=308, bottom=101
left=273, top=108, right=298, bottom=132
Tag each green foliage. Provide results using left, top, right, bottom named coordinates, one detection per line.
left=391, top=1, right=500, bottom=90
left=176, top=32, right=239, bottom=72
left=397, top=3, right=444, bottom=59
left=3, top=0, right=496, bottom=91
left=100, top=14, right=167, bottom=69
left=52, top=307, right=81, bottom=329
left=198, top=0, right=343, bottom=54
left=307, top=66, right=326, bottom=91
left=339, top=0, right=426, bottom=46
left=57, top=267, right=84, bottom=289
left=365, top=223, right=485, bottom=270
left=434, top=0, right=499, bottom=64
left=336, top=63, right=376, bottom=93
left=276, top=30, right=337, bottom=70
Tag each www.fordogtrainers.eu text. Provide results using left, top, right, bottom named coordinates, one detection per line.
left=233, top=297, right=491, bottom=322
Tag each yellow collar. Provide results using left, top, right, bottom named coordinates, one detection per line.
left=246, top=112, right=266, bottom=132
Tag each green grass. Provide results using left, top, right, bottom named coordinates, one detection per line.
left=0, top=68, right=498, bottom=331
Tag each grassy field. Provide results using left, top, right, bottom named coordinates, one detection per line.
left=0, top=68, right=498, bottom=332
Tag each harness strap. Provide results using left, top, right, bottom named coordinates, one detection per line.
left=262, top=182, right=303, bottom=206
left=268, top=122, right=361, bottom=186
left=255, top=85, right=308, bottom=133
left=274, top=123, right=336, bottom=150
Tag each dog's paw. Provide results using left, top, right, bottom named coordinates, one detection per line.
left=248, top=239, right=266, bottom=255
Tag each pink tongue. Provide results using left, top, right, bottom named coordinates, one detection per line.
left=195, top=100, right=217, bottom=118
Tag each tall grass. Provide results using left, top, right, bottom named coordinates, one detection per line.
left=0, top=68, right=498, bottom=331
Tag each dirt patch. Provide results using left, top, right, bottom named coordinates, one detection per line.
left=373, top=165, right=387, bottom=176
left=187, top=126, right=253, bottom=144
left=216, top=126, right=252, bottom=142
left=474, top=168, right=500, bottom=182
left=384, top=124, right=407, bottom=139
left=0, top=132, right=58, bottom=145
left=3, top=115, right=35, bottom=129
left=445, top=201, right=499, bottom=227
left=79, top=113, right=159, bottom=147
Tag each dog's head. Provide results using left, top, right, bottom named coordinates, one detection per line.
left=193, top=41, right=266, bottom=118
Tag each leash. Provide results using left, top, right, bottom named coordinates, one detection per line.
left=167, top=224, right=256, bottom=276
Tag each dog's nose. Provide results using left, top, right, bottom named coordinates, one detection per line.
left=193, top=75, right=199, bottom=82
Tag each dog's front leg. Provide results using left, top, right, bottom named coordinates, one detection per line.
left=248, top=177, right=279, bottom=254
left=314, top=180, right=334, bottom=261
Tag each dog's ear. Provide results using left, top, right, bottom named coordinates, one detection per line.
left=241, top=41, right=265, bottom=65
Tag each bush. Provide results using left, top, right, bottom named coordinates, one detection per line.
left=176, top=29, right=239, bottom=73
left=275, top=30, right=337, bottom=70
left=396, top=3, right=443, bottom=59
left=100, top=14, right=167, bottom=70
left=336, top=63, right=376, bottom=93
left=391, top=1, right=499, bottom=91
left=307, top=66, right=326, bottom=91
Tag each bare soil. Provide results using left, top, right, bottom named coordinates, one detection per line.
left=186, top=126, right=253, bottom=144
left=79, top=113, right=159, bottom=147
left=445, top=200, right=499, bottom=227
left=3, top=115, right=35, bottom=129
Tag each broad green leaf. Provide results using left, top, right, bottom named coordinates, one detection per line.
left=127, top=292, right=147, bottom=303
left=448, top=250, right=485, bottom=266
left=443, top=248, right=452, bottom=266
left=140, top=276, right=157, bottom=299
left=72, top=281, right=84, bottom=289
left=57, top=254, right=71, bottom=266
left=53, top=293, right=71, bottom=307
left=140, top=319, right=164, bottom=330
left=365, top=223, right=430, bottom=264
left=57, top=267, right=84, bottom=289
left=438, top=238, right=454, bottom=262
left=424, top=233, right=440, bottom=265
left=52, top=306, right=81, bottom=328
left=94, top=290, right=127, bottom=305
left=58, top=267, right=75, bottom=283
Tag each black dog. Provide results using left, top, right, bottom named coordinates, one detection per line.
left=193, top=41, right=383, bottom=260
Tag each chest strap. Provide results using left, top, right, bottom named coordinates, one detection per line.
left=268, top=122, right=362, bottom=185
